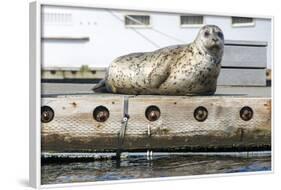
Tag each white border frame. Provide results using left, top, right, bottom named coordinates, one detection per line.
left=29, top=1, right=41, bottom=188
left=29, top=0, right=274, bottom=188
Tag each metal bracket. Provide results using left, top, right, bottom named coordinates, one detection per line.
left=116, top=96, right=130, bottom=159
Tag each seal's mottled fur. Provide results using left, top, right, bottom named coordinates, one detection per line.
left=93, top=25, right=224, bottom=95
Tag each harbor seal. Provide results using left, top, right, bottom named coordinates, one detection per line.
left=93, top=25, right=224, bottom=95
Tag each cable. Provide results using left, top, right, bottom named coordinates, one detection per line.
left=125, top=15, right=185, bottom=43
left=108, top=10, right=161, bottom=48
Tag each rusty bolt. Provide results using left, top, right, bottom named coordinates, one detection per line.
left=145, top=106, right=161, bottom=122
left=240, top=106, right=253, bottom=121
left=50, top=70, right=56, bottom=75
left=41, top=106, right=54, bottom=123
left=71, top=70, right=77, bottom=75
left=93, top=106, right=110, bottom=122
left=194, top=106, right=208, bottom=122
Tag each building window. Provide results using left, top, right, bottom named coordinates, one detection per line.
left=232, top=17, right=255, bottom=27
left=125, top=15, right=150, bottom=27
left=180, top=15, right=204, bottom=27
left=42, top=12, right=73, bottom=25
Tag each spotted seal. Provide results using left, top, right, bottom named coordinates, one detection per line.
left=93, top=25, right=224, bottom=95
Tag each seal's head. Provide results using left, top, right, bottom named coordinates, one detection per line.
left=196, top=25, right=224, bottom=56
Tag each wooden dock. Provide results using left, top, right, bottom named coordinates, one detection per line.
left=41, top=94, right=271, bottom=153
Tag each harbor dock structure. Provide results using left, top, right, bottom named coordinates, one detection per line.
left=41, top=94, right=271, bottom=153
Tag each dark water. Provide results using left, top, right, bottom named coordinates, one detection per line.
left=41, top=153, right=271, bottom=185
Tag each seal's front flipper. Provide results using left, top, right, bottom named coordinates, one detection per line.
left=92, top=79, right=108, bottom=93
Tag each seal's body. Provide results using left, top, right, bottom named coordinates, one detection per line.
left=93, top=25, right=224, bottom=95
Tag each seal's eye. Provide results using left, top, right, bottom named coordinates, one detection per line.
left=204, top=31, right=210, bottom=38
left=217, top=32, right=224, bottom=39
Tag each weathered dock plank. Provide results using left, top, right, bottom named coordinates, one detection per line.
left=41, top=66, right=106, bottom=80
left=41, top=94, right=271, bottom=152
left=41, top=84, right=271, bottom=97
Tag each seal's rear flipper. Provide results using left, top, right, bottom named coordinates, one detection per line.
left=92, top=79, right=108, bottom=93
